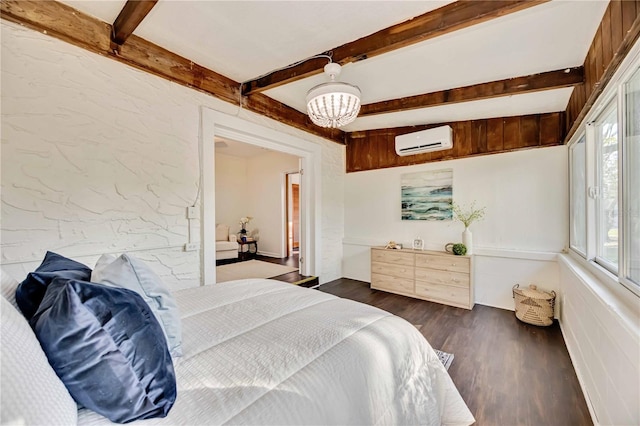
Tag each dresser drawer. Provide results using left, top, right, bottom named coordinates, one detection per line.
left=371, top=274, right=414, bottom=295
left=414, top=268, right=470, bottom=289
left=415, top=253, right=469, bottom=273
left=371, top=249, right=414, bottom=266
left=415, top=280, right=470, bottom=307
left=371, top=261, right=413, bottom=280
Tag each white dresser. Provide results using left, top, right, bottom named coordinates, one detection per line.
left=370, top=247, right=474, bottom=310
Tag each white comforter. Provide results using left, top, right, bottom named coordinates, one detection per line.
left=78, top=279, right=475, bottom=425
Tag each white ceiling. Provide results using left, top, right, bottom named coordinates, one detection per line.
left=214, top=137, right=272, bottom=158
left=59, top=0, right=609, bottom=133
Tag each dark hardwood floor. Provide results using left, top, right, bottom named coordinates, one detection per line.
left=319, top=278, right=592, bottom=426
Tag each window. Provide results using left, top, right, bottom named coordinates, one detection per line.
left=624, top=68, right=640, bottom=286
left=568, top=49, right=640, bottom=296
left=570, top=135, right=586, bottom=255
left=595, top=103, right=619, bottom=271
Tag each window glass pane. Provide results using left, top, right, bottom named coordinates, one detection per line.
left=625, top=68, right=640, bottom=286
left=596, top=103, right=619, bottom=270
left=570, top=135, right=586, bottom=254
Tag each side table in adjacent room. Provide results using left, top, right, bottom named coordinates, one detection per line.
left=238, top=239, right=258, bottom=260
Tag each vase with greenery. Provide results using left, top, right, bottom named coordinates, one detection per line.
left=452, top=202, right=485, bottom=255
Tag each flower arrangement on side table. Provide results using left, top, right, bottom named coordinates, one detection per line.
left=452, top=202, right=485, bottom=255
left=239, top=216, right=253, bottom=242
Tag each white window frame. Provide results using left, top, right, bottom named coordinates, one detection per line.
left=593, top=99, right=619, bottom=274
left=569, top=133, right=587, bottom=257
left=620, top=67, right=640, bottom=290
left=567, top=37, right=640, bottom=299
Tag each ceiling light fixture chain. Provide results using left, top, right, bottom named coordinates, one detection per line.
left=243, top=53, right=334, bottom=85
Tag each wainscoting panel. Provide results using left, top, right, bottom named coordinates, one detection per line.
left=558, top=255, right=640, bottom=425
left=343, top=237, right=559, bottom=313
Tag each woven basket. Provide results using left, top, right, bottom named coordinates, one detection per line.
left=512, top=284, right=556, bottom=326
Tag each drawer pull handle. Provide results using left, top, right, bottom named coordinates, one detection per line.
left=451, top=263, right=456, bottom=266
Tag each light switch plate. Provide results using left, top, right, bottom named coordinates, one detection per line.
left=184, top=242, right=199, bottom=252
left=187, top=206, right=198, bottom=219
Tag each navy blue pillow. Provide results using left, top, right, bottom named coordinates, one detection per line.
left=16, top=251, right=92, bottom=320
left=30, top=278, right=177, bottom=423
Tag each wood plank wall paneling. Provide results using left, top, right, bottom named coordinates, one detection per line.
left=474, top=120, right=488, bottom=154
left=486, top=118, right=504, bottom=152
left=611, top=1, right=624, bottom=50
left=521, top=115, right=540, bottom=148
left=564, top=0, right=640, bottom=141
left=502, top=117, right=521, bottom=150
left=345, top=112, right=564, bottom=173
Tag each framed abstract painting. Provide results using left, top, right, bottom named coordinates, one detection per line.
left=401, top=169, right=453, bottom=221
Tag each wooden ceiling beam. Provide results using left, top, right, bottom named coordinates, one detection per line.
left=0, top=0, right=344, bottom=144
left=360, top=67, right=584, bottom=116
left=1, top=0, right=111, bottom=53
left=112, top=0, right=158, bottom=46
left=242, top=0, right=549, bottom=95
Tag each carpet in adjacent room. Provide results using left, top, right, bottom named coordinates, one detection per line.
left=216, top=260, right=298, bottom=283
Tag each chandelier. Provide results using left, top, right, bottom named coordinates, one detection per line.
left=306, top=63, right=361, bottom=128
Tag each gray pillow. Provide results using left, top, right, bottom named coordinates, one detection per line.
left=91, top=254, right=182, bottom=357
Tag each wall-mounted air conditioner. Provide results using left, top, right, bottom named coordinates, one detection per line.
left=395, top=125, right=453, bottom=156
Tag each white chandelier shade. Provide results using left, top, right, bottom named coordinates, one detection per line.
left=306, top=63, right=361, bottom=128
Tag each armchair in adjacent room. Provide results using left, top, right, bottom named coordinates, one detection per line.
left=215, top=224, right=238, bottom=260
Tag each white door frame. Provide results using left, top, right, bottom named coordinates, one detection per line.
left=285, top=170, right=301, bottom=257
left=199, top=107, right=322, bottom=285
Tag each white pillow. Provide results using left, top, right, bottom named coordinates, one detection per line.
left=0, top=297, right=78, bottom=425
left=1, top=269, right=20, bottom=309
left=92, top=253, right=183, bottom=357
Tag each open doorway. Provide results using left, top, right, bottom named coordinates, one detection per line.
left=214, top=138, right=301, bottom=262
left=201, top=108, right=322, bottom=285
left=286, top=172, right=301, bottom=257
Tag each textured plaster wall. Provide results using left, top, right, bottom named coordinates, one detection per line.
left=321, top=142, right=346, bottom=282
left=1, top=21, right=345, bottom=286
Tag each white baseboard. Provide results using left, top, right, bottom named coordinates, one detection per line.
left=256, top=250, right=280, bottom=258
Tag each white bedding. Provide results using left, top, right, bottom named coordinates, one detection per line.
left=78, top=279, right=474, bottom=425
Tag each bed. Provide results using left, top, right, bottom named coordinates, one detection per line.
left=2, top=274, right=474, bottom=425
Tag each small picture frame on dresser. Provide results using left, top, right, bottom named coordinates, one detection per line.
left=412, top=237, right=424, bottom=250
